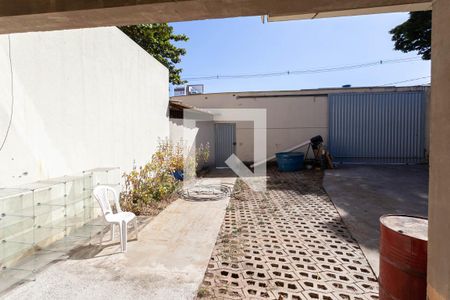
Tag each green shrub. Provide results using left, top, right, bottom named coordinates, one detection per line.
left=120, top=139, right=210, bottom=215
left=120, top=139, right=181, bottom=215
left=197, top=142, right=210, bottom=168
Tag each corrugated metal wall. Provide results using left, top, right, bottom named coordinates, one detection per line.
left=329, top=91, right=426, bottom=163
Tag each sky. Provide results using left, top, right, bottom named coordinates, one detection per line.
left=169, top=13, right=431, bottom=94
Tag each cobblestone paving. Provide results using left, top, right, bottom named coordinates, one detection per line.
left=197, top=169, right=379, bottom=300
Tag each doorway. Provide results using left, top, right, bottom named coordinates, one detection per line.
left=214, top=123, right=236, bottom=168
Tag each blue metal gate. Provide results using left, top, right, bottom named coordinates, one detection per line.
left=215, top=123, right=236, bottom=168
left=329, top=91, right=426, bottom=163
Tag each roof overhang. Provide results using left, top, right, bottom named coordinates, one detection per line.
left=0, top=0, right=432, bottom=34
left=266, top=2, right=432, bottom=22
left=169, top=100, right=213, bottom=120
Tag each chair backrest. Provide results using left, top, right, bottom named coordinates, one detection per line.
left=92, top=186, right=122, bottom=218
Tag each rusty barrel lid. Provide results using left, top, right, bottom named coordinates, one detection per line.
left=380, top=215, right=428, bottom=241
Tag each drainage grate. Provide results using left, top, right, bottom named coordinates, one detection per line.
left=197, top=169, right=379, bottom=300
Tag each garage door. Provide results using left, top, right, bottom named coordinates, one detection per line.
left=328, top=91, right=426, bottom=163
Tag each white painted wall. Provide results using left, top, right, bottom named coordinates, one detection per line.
left=175, top=92, right=328, bottom=162
left=169, top=119, right=197, bottom=150
left=169, top=118, right=215, bottom=167
left=0, top=27, right=169, bottom=187
left=174, top=86, right=429, bottom=163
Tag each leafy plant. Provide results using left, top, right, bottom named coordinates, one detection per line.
left=120, top=139, right=183, bottom=215
left=390, top=11, right=431, bottom=60
left=197, top=142, right=210, bottom=167
left=119, top=24, right=189, bottom=85
left=120, top=139, right=210, bottom=215
left=183, top=142, right=210, bottom=180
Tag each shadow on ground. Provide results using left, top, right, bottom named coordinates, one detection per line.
left=323, top=164, right=428, bottom=276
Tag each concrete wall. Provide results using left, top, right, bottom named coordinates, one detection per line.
left=428, top=0, right=450, bottom=299
left=175, top=93, right=328, bottom=163
left=169, top=118, right=215, bottom=167
left=0, top=27, right=170, bottom=187
left=174, top=86, right=428, bottom=164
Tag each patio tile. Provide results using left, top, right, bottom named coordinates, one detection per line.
left=197, top=169, right=379, bottom=300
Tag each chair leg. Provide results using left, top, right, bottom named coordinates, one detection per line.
left=134, top=218, right=138, bottom=240
left=111, top=224, right=115, bottom=241
left=118, top=222, right=124, bottom=252
left=121, top=220, right=128, bottom=252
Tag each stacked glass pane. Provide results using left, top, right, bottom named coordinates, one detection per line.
left=0, top=167, right=121, bottom=294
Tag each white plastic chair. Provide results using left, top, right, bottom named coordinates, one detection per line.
left=93, top=185, right=138, bottom=252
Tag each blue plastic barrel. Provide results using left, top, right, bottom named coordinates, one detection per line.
left=275, top=152, right=305, bottom=172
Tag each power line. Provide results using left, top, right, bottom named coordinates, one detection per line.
left=380, top=76, right=431, bottom=86
left=0, top=35, right=15, bottom=152
left=182, top=57, right=422, bottom=81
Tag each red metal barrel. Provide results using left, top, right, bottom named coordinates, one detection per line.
left=379, top=215, right=428, bottom=300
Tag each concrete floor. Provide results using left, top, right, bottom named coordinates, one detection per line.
left=323, top=164, right=428, bottom=276
left=2, top=175, right=236, bottom=300
left=2, top=166, right=428, bottom=299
